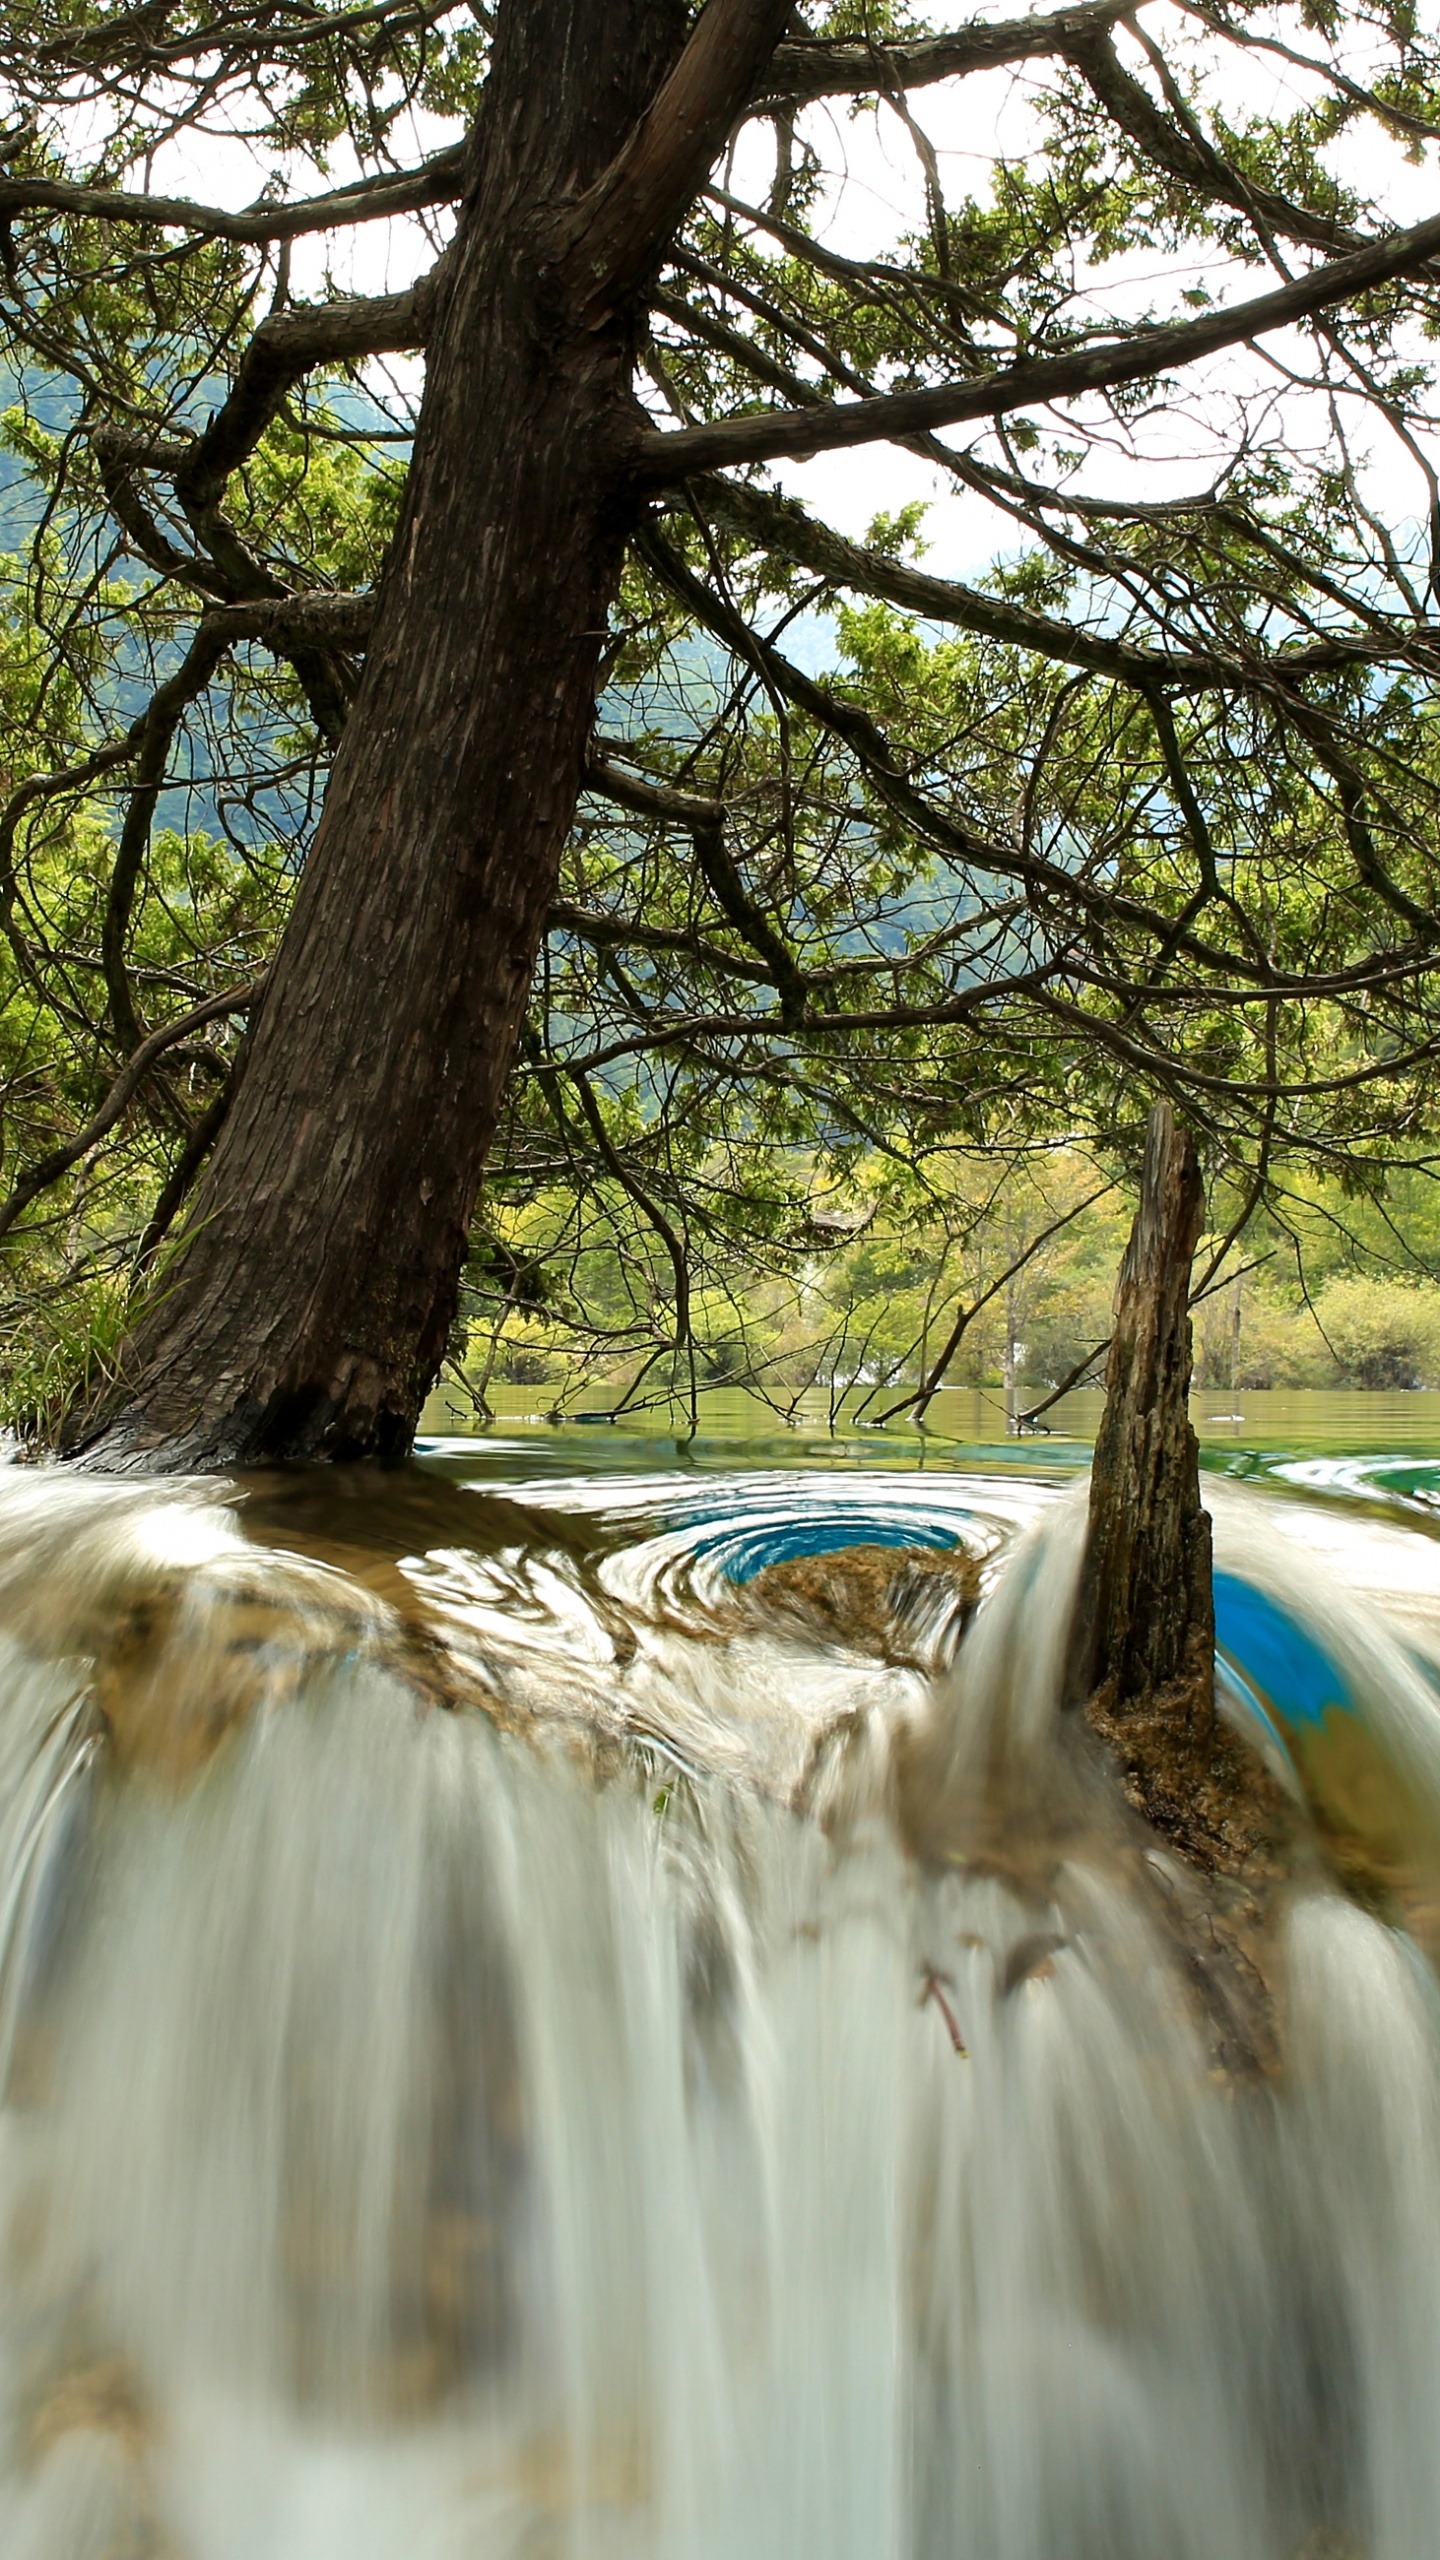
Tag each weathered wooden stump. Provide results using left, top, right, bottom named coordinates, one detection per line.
left=1067, top=1102, right=1279, bottom=1876
left=1066, top=1100, right=1214, bottom=1722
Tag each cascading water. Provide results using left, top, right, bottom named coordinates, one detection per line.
left=0, top=1449, right=1437, bottom=2560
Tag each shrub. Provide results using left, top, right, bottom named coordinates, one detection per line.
left=1308, top=1274, right=1440, bottom=1390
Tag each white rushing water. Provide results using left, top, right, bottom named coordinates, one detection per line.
left=0, top=1458, right=1437, bottom=2559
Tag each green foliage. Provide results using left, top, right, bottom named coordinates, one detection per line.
left=9, top=0, right=1440, bottom=1433
left=0, top=1264, right=131, bottom=1446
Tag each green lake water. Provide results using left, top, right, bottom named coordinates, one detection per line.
left=420, top=1377, right=1440, bottom=1475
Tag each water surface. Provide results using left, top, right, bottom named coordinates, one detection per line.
left=2, top=1425, right=1440, bottom=2557
left=423, top=1377, right=1440, bottom=1460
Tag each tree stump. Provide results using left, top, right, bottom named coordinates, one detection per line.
left=1067, top=1100, right=1214, bottom=1720
left=1067, top=1102, right=1279, bottom=1875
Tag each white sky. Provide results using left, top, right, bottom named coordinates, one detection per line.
left=54, top=0, right=1440, bottom=584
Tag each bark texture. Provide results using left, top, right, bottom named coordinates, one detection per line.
left=1066, top=1099, right=1214, bottom=1719
left=1065, top=1103, right=1284, bottom=1877
left=71, top=0, right=785, bottom=1467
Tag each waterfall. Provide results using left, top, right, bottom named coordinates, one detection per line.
left=0, top=1456, right=1437, bottom=2559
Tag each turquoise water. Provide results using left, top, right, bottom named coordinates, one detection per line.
left=411, top=1401, right=1440, bottom=1785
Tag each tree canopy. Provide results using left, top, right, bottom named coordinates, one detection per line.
left=6, top=0, right=1440, bottom=1438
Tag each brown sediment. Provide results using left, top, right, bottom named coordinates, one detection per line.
left=16, top=2331, right=172, bottom=2557
left=1082, top=1632, right=1291, bottom=1884
left=1088, top=1623, right=1440, bottom=1994
left=3, top=2165, right=157, bottom=2474
left=235, top=1465, right=596, bottom=1637
left=1132, top=1833, right=1286, bottom=2080
left=902, top=1708, right=1291, bottom=2080
left=742, top=1544, right=982, bottom=1835
left=461, top=2424, right=651, bottom=2522
left=85, top=1560, right=519, bottom=1790
left=91, top=1580, right=298, bottom=1782
left=240, top=1465, right=655, bottom=1695
left=739, top=1541, right=982, bottom=1666
left=29, top=2353, right=152, bottom=2465
left=1289, top=1710, right=1440, bottom=1961
left=1078, top=1628, right=1296, bottom=2078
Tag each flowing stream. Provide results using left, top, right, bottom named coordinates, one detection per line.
left=0, top=1443, right=1439, bottom=2559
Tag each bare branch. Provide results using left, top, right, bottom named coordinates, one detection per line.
left=0, top=982, right=265, bottom=1247
left=871, top=1184, right=1112, bottom=1425
left=1013, top=1338, right=1112, bottom=1429
left=0, top=144, right=466, bottom=245
left=635, top=201, right=1440, bottom=477
left=758, top=0, right=1130, bottom=106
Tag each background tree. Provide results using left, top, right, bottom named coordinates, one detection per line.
left=6, top=0, right=1440, bottom=1458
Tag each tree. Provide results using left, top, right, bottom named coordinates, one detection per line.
left=5, top=0, right=1440, bottom=1461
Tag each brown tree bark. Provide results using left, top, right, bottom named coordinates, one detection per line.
left=69, top=0, right=790, bottom=1468
left=1065, top=1099, right=1214, bottom=1724
left=1065, top=1103, right=1282, bottom=1876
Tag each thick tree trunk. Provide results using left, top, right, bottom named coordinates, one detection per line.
left=67, top=0, right=703, bottom=1466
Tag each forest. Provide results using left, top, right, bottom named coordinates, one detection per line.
left=425, top=1152, right=1440, bottom=1430
left=4, top=0, right=1440, bottom=1457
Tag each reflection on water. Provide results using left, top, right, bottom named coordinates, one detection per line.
left=424, top=1377, right=1440, bottom=1458
left=1, top=1440, right=1440, bottom=2557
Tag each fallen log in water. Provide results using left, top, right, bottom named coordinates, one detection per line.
left=1066, top=1101, right=1283, bottom=1877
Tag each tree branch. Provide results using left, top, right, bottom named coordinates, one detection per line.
left=0, top=618, right=237, bottom=936
left=684, top=473, right=1383, bottom=691
left=0, top=590, right=370, bottom=943
left=203, top=591, right=377, bottom=648
left=569, top=1068, right=693, bottom=1360
left=587, top=744, right=809, bottom=1021
left=133, top=1068, right=241, bottom=1275
left=0, top=981, right=265, bottom=1246
left=636, top=521, right=1439, bottom=1019
left=104, top=715, right=175, bottom=1053
left=0, top=144, right=466, bottom=244
left=557, top=0, right=794, bottom=316
left=635, top=200, right=1440, bottom=477
left=1013, top=1337, right=1112, bottom=1429
left=1065, top=24, right=1358, bottom=262
left=758, top=0, right=1130, bottom=106
left=176, top=283, right=437, bottom=512
left=28, top=0, right=459, bottom=74
left=870, top=1183, right=1113, bottom=1424
left=549, top=893, right=772, bottom=981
